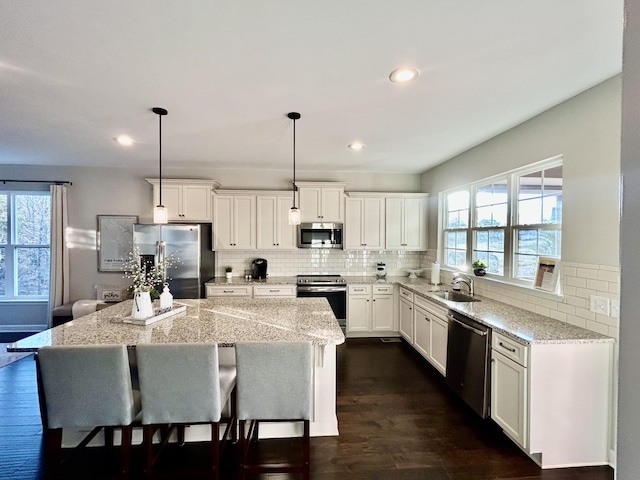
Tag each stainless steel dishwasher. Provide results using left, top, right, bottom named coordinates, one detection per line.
left=445, top=310, right=491, bottom=418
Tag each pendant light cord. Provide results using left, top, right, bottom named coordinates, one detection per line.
left=292, top=116, right=296, bottom=208
left=158, top=112, right=162, bottom=206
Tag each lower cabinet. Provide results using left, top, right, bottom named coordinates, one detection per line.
left=347, top=284, right=396, bottom=337
left=253, top=285, right=296, bottom=298
left=491, top=333, right=528, bottom=449
left=398, top=294, right=414, bottom=343
left=206, top=284, right=296, bottom=299
left=412, top=295, right=448, bottom=375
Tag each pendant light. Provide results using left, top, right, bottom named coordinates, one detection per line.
left=152, top=107, right=169, bottom=224
left=287, top=112, right=301, bottom=225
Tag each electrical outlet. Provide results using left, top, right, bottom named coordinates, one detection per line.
left=589, top=295, right=611, bottom=316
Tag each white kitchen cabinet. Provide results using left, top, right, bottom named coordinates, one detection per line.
left=253, top=285, right=297, bottom=298
left=347, top=284, right=395, bottom=336
left=398, top=287, right=414, bottom=343
left=206, top=285, right=253, bottom=298
left=371, top=285, right=394, bottom=331
left=256, top=194, right=297, bottom=250
left=385, top=194, right=428, bottom=250
left=413, top=295, right=448, bottom=375
left=491, top=335, right=529, bottom=449
left=213, top=193, right=256, bottom=250
left=347, top=285, right=371, bottom=333
left=297, top=182, right=347, bottom=223
left=146, top=179, right=219, bottom=222
left=344, top=195, right=385, bottom=250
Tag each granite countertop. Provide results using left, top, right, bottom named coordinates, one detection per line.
left=206, top=276, right=298, bottom=286
left=8, top=297, right=345, bottom=352
left=391, top=277, right=613, bottom=346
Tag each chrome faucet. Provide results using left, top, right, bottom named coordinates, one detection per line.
left=452, top=272, right=474, bottom=296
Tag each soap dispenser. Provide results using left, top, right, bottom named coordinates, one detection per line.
left=159, top=283, right=173, bottom=310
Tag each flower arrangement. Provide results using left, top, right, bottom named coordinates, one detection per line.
left=123, top=247, right=178, bottom=300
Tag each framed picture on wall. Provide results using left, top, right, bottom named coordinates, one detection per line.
left=97, top=215, right=138, bottom=272
left=534, top=256, right=560, bottom=292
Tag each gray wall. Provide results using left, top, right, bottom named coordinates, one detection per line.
left=618, top=0, right=640, bottom=476
left=421, top=76, right=621, bottom=267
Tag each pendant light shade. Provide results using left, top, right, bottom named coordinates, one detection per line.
left=152, top=107, right=169, bottom=224
left=287, top=112, right=301, bottom=225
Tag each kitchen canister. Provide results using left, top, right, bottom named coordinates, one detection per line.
left=430, top=262, right=441, bottom=285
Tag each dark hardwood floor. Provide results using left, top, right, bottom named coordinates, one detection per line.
left=0, top=339, right=614, bottom=479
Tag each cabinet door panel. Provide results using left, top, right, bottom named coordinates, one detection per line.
left=213, top=196, right=234, bottom=249
left=491, top=350, right=528, bottom=449
left=182, top=185, right=211, bottom=221
left=413, top=305, right=430, bottom=359
left=345, top=198, right=364, bottom=250
left=321, top=187, right=344, bottom=222
left=257, top=196, right=277, bottom=249
left=399, top=298, right=414, bottom=343
left=300, top=188, right=321, bottom=221
left=372, top=294, right=394, bottom=331
left=234, top=196, right=256, bottom=249
left=276, top=196, right=297, bottom=249
left=363, top=197, right=384, bottom=249
left=403, top=197, right=425, bottom=250
left=385, top=198, right=404, bottom=249
left=158, top=185, right=183, bottom=221
left=347, top=295, right=370, bottom=332
left=429, top=315, right=448, bottom=375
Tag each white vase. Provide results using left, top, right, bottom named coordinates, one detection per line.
left=132, top=291, right=154, bottom=320
left=226, top=272, right=233, bottom=280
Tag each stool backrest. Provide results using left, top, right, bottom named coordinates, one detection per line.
left=38, top=344, right=137, bottom=429
left=235, top=341, right=313, bottom=421
left=136, top=343, right=225, bottom=424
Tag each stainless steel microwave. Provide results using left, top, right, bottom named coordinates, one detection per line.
left=297, top=223, right=343, bottom=249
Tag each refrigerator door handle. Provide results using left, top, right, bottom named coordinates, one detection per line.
left=156, top=241, right=167, bottom=281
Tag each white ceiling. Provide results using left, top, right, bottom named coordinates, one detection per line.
left=0, top=1, right=623, bottom=175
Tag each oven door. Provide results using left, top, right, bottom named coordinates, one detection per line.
left=297, top=286, right=346, bottom=330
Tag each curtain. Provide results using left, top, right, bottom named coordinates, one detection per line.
left=48, top=184, right=69, bottom=326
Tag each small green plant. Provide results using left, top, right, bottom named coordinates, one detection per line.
left=225, top=265, right=233, bottom=273
left=472, top=259, right=488, bottom=269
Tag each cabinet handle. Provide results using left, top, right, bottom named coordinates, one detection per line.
left=499, top=342, right=517, bottom=353
left=223, top=290, right=234, bottom=293
left=269, top=289, right=279, bottom=293
left=424, top=317, right=430, bottom=321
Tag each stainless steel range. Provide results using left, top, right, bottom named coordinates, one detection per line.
left=296, top=275, right=347, bottom=332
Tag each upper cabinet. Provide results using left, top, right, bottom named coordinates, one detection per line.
left=385, top=194, right=429, bottom=250
left=146, top=179, right=219, bottom=223
left=256, top=194, right=297, bottom=250
left=296, top=182, right=347, bottom=223
left=213, top=193, right=256, bottom=250
left=344, top=195, right=385, bottom=250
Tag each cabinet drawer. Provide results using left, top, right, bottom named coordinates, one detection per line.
left=349, top=284, right=372, bottom=295
left=399, top=287, right=414, bottom=302
left=253, top=285, right=297, bottom=297
left=206, top=285, right=253, bottom=297
left=372, top=284, right=393, bottom=295
left=414, top=294, right=447, bottom=319
left=492, top=332, right=528, bottom=367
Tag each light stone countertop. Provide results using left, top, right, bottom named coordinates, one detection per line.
left=376, top=276, right=614, bottom=346
left=8, top=297, right=345, bottom=352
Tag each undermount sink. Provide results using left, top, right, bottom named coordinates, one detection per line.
left=431, top=291, right=481, bottom=303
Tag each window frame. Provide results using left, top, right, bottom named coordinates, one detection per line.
left=0, top=190, right=51, bottom=301
left=440, top=156, right=563, bottom=288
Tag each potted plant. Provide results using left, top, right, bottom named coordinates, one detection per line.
left=472, top=260, right=488, bottom=277
left=225, top=266, right=233, bottom=280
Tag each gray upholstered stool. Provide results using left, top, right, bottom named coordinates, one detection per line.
left=235, top=341, right=313, bottom=480
left=135, top=343, right=237, bottom=480
left=36, top=344, right=140, bottom=480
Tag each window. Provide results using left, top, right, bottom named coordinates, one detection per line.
left=441, top=158, right=562, bottom=286
left=0, top=191, right=51, bottom=300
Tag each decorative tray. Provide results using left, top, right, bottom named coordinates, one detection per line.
left=121, top=305, right=187, bottom=326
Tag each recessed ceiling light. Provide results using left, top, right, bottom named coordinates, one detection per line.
left=389, top=67, right=419, bottom=84
left=348, top=142, right=365, bottom=151
left=115, top=135, right=134, bottom=146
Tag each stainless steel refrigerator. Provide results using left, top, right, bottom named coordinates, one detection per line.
left=132, top=224, right=215, bottom=299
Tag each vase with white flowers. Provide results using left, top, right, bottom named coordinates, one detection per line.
left=123, top=247, right=178, bottom=319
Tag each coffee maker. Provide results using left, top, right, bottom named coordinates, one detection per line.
left=376, top=262, right=387, bottom=279
left=252, top=258, right=268, bottom=279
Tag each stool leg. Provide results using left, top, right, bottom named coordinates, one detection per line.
left=44, top=428, right=63, bottom=479
left=120, top=425, right=132, bottom=480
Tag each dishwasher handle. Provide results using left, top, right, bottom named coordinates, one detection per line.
left=447, top=314, right=488, bottom=337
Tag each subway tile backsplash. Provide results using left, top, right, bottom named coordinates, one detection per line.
left=216, top=249, right=429, bottom=278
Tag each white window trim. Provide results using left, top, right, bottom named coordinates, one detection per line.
left=438, top=155, right=563, bottom=290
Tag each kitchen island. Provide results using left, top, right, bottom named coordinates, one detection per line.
left=9, top=297, right=345, bottom=441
